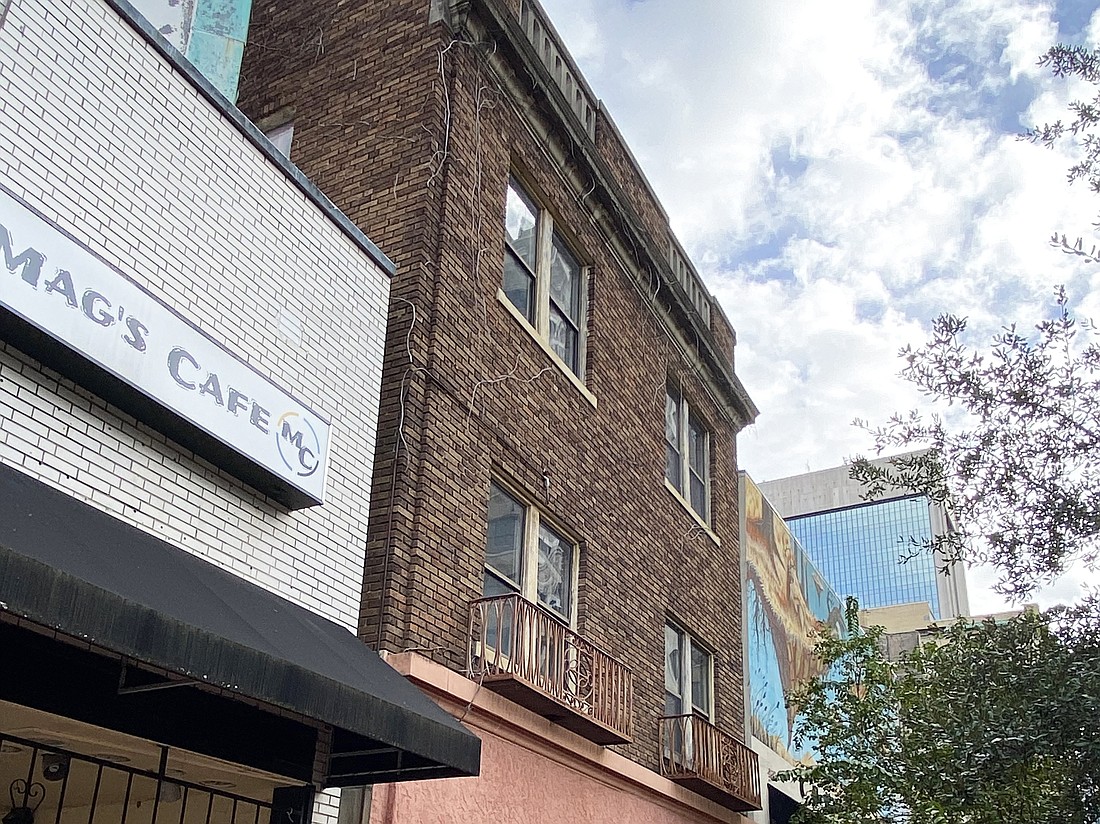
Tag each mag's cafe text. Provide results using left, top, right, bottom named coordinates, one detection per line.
left=0, top=202, right=327, bottom=495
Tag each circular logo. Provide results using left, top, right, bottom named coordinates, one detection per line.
left=276, top=411, right=321, bottom=477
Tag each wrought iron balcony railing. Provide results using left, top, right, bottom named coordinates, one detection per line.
left=659, top=714, right=762, bottom=812
left=467, top=594, right=633, bottom=745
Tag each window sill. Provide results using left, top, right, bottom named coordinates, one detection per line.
left=497, top=289, right=597, bottom=409
left=664, top=478, right=721, bottom=546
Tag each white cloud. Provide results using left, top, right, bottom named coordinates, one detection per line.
left=540, top=0, right=1100, bottom=608
left=968, top=558, right=1095, bottom=613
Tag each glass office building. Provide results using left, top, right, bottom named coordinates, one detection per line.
left=759, top=455, right=969, bottom=621
left=786, top=495, right=942, bottom=617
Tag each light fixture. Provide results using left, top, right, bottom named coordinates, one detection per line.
left=40, top=755, right=69, bottom=783
left=157, top=783, right=182, bottom=804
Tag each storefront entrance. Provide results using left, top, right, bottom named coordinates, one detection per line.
left=1, top=704, right=304, bottom=824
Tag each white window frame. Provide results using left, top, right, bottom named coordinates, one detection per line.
left=665, top=384, right=711, bottom=523
left=664, top=622, right=714, bottom=721
left=500, top=175, right=588, bottom=383
left=483, top=481, right=579, bottom=626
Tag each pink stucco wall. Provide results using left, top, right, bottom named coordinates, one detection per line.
left=370, top=727, right=733, bottom=824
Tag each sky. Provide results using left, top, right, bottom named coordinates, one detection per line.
left=537, top=0, right=1100, bottom=614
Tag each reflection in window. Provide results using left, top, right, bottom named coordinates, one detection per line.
left=665, top=622, right=713, bottom=720
left=503, top=181, right=538, bottom=322
left=482, top=482, right=577, bottom=622
left=548, top=236, right=581, bottom=371
left=665, top=385, right=710, bottom=523
left=500, top=177, right=586, bottom=378
left=486, top=484, right=525, bottom=587
left=788, top=496, right=942, bottom=616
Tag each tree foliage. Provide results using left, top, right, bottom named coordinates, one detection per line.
left=848, top=46, right=1100, bottom=598
left=781, top=43, right=1100, bottom=824
left=851, top=288, right=1100, bottom=597
left=778, top=596, right=1100, bottom=824
left=1024, top=44, right=1100, bottom=263
left=775, top=600, right=904, bottom=822
left=1026, top=45, right=1100, bottom=192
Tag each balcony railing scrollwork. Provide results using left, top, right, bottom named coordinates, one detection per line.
left=467, top=594, right=633, bottom=745
left=659, top=714, right=762, bottom=812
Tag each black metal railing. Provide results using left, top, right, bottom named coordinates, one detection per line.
left=0, top=733, right=283, bottom=824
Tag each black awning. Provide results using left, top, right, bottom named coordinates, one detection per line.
left=0, top=462, right=480, bottom=785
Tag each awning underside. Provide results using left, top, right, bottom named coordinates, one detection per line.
left=0, top=462, right=480, bottom=785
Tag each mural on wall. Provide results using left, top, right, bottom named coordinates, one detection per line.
left=743, top=474, right=844, bottom=765
left=129, top=0, right=252, bottom=100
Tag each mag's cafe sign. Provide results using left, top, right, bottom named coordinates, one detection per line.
left=0, top=186, right=329, bottom=508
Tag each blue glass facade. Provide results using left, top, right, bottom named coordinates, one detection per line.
left=786, top=496, right=942, bottom=618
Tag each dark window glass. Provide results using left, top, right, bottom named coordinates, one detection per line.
left=665, top=388, right=682, bottom=490
left=548, top=305, right=578, bottom=371
left=664, top=624, right=683, bottom=715
left=504, top=180, right=538, bottom=269
left=502, top=180, right=538, bottom=323
left=549, top=235, right=580, bottom=321
left=690, top=644, right=711, bottom=716
left=485, top=484, right=525, bottom=588
left=688, top=412, right=708, bottom=519
left=665, top=623, right=713, bottom=720
left=503, top=251, right=536, bottom=323
left=502, top=179, right=586, bottom=379
left=549, top=236, right=581, bottom=371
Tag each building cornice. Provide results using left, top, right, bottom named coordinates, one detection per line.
left=465, top=0, right=759, bottom=429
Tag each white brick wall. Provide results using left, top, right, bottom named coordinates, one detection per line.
left=0, top=0, right=390, bottom=631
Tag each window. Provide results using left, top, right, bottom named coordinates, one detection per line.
left=665, top=384, right=710, bottom=521
left=502, top=177, right=585, bottom=376
left=664, top=623, right=713, bottom=720
left=265, top=122, right=294, bottom=157
left=484, top=482, right=575, bottom=620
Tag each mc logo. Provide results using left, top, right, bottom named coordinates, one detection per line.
left=276, top=411, right=320, bottom=477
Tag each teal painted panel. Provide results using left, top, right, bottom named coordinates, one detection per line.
left=192, top=0, right=252, bottom=40
left=186, top=30, right=244, bottom=101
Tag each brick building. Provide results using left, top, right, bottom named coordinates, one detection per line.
left=239, top=0, right=760, bottom=821
left=0, top=2, right=477, bottom=824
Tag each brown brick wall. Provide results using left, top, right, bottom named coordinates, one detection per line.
left=593, top=108, right=670, bottom=262
left=239, top=0, right=750, bottom=771
left=710, top=305, right=738, bottom=368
